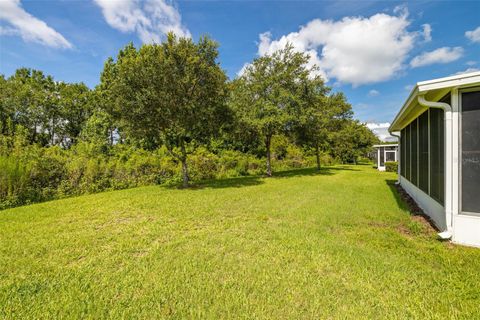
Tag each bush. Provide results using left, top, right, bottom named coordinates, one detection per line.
left=0, top=155, right=31, bottom=209
left=0, top=135, right=326, bottom=210
left=385, top=161, right=398, bottom=172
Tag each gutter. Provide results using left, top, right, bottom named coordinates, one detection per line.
left=417, top=95, right=453, bottom=239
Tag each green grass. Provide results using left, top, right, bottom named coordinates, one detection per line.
left=1, top=164, right=480, bottom=319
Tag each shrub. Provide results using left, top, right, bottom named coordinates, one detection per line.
left=0, top=135, right=335, bottom=210
left=188, top=147, right=219, bottom=181
left=0, top=155, right=31, bottom=209
left=385, top=161, right=398, bottom=172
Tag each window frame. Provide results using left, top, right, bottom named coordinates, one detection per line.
left=459, top=86, right=480, bottom=216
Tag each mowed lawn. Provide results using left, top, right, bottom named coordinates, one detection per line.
left=1, top=165, right=480, bottom=319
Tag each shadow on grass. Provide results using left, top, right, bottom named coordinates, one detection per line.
left=385, top=179, right=440, bottom=232
left=170, top=165, right=360, bottom=190
left=385, top=179, right=410, bottom=211
left=272, top=166, right=359, bottom=179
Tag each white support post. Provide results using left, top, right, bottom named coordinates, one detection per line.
left=451, top=88, right=459, bottom=230
left=377, top=148, right=380, bottom=169
left=444, top=109, right=453, bottom=232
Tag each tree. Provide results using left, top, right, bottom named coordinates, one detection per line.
left=57, top=82, right=93, bottom=146
left=0, top=75, right=13, bottom=135
left=294, top=78, right=354, bottom=170
left=102, top=34, right=229, bottom=187
left=80, top=109, right=114, bottom=151
left=230, top=45, right=312, bottom=176
left=329, top=120, right=379, bottom=164
left=5, top=68, right=55, bottom=145
left=4, top=69, right=93, bottom=147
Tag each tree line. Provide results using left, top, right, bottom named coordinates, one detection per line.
left=0, top=34, right=378, bottom=207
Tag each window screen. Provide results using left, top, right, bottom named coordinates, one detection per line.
left=379, top=147, right=385, bottom=166
left=405, top=124, right=411, bottom=181
left=418, top=110, right=429, bottom=194
left=386, top=151, right=396, bottom=162
left=401, top=128, right=406, bottom=177
left=430, top=108, right=445, bottom=205
left=411, top=119, right=418, bottom=186
left=461, top=91, right=480, bottom=214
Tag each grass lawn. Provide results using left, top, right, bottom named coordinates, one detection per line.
left=1, top=164, right=480, bottom=319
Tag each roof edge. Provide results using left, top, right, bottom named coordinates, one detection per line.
left=389, top=71, right=480, bottom=133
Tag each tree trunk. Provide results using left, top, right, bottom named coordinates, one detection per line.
left=315, top=142, right=321, bottom=171
left=265, top=135, right=272, bottom=177
left=180, top=141, right=190, bottom=187
left=181, top=159, right=189, bottom=188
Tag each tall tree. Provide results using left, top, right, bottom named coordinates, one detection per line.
left=57, top=82, right=93, bottom=146
left=102, top=34, right=229, bottom=187
left=296, top=89, right=353, bottom=170
left=329, top=120, right=379, bottom=164
left=0, top=75, right=13, bottom=135
left=6, top=68, right=55, bottom=145
left=230, top=45, right=312, bottom=176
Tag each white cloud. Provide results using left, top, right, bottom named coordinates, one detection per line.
left=367, top=89, right=380, bottom=97
left=410, top=47, right=463, bottom=68
left=236, top=62, right=251, bottom=77
left=366, top=122, right=390, bottom=129
left=253, top=10, right=418, bottom=86
left=366, top=122, right=396, bottom=142
left=94, top=0, right=190, bottom=43
left=466, top=61, right=477, bottom=66
left=465, top=26, right=480, bottom=43
left=0, top=0, right=72, bottom=48
left=453, top=68, right=480, bottom=76
left=257, top=31, right=329, bottom=81
left=404, top=84, right=413, bottom=91
left=422, top=24, right=432, bottom=42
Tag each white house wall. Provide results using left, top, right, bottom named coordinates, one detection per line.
left=391, top=72, right=480, bottom=248
left=399, top=176, right=446, bottom=231
left=453, top=215, right=480, bottom=247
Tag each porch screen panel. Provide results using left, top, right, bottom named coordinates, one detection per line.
left=400, top=129, right=406, bottom=177
left=405, top=124, right=411, bottom=181
left=430, top=108, right=445, bottom=205
left=418, top=110, right=429, bottom=193
left=461, top=91, right=480, bottom=214
left=380, top=147, right=385, bottom=166
left=386, top=151, right=395, bottom=162
left=411, top=119, right=418, bottom=186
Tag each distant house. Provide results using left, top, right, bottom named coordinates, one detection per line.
left=373, top=144, right=398, bottom=171
left=389, top=71, right=480, bottom=247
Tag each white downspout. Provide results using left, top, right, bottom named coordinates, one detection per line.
left=417, top=95, right=453, bottom=237
left=390, top=131, right=401, bottom=183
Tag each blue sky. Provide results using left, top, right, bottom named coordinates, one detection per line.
left=1, top=0, right=480, bottom=140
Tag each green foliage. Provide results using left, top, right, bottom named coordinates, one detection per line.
left=0, top=35, right=380, bottom=209
left=0, top=68, right=92, bottom=146
left=230, top=45, right=314, bottom=176
left=295, top=89, right=354, bottom=169
left=102, top=34, right=229, bottom=186
left=0, top=134, right=315, bottom=209
left=329, top=120, right=379, bottom=164
left=385, top=161, right=398, bottom=172
left=0, top=155, right=30, bottom=209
